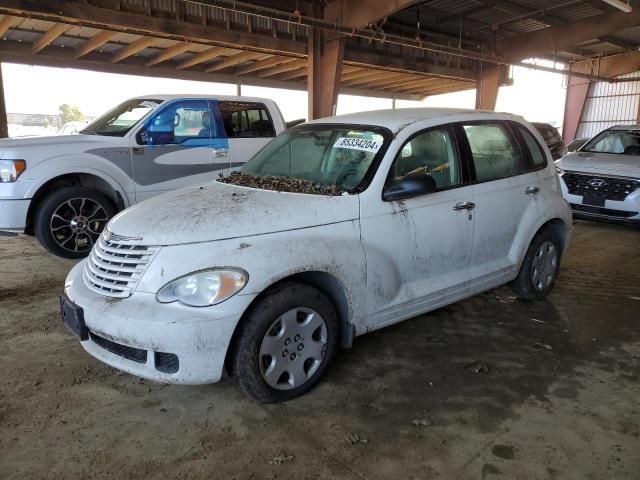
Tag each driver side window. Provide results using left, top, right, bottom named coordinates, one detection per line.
left=142, top=100, right=215, bottom=146
left=393, top=127, right=461, bottom=191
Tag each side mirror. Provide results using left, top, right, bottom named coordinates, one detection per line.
left=137, top=128, right=150, bottom=145
left=382, top=173, right=436, bottom=202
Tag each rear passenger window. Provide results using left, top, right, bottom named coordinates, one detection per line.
left=219, top=101, right=275, bottom=138
left=463, top=123, right=524, bottom=182
left=516, top=125, right=547, bottom=167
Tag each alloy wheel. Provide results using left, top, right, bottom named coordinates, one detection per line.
left=49, top=197, right=109, bottom=253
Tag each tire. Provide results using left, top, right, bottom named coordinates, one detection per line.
left=34, top=186, right=115, bottom=259
left=511, top=229, right=562, bottom=301
left=228, top=282, right=340, bottom=403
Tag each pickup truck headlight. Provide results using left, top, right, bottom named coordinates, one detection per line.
left=156, top=269, right=247, bottom=307
left=0, top=160, right=26, bottom=182
left=555, top=165, right=565, bottom=176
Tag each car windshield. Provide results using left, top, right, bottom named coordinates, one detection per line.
left=81, top=98, right=162, bottom=136
left=219, top=124, right=389, bottom=195
left=582, top=129, right=640, bottom=156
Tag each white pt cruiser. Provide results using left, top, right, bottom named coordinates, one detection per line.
left=62, top=109, right=572, bottom=402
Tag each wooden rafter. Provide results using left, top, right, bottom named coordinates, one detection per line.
left=347, top=72, right=410, bottom=88
left=74, top=30, right=117, bottom=58
left=32, top=23, right=70, bottom=54
left=145, top=41, right=192, bottom=66
left=176, top=46, right=236, bottom=70
left=257, top=59, right=306, bottom=78
left=277, top=67, right=307, bottom=80
left=0, top=15, right=17, bottom=37
left=342, top=70, right=404, bottom=86
left=234, top=56, right=291, bottom=75
left=111, top=36, right=156, bottom=63
left=205, top=51, right=266, bottom=73
left=341, top=69, right=382, bottom=82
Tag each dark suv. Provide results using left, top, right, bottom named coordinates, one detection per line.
left=532, top=122, right=568, bottom=160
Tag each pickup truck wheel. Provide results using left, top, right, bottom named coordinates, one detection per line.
left=511, top=230, right=562, bottom=301
left=34, top=187, right=115, bottom=259
left=228, top=282, right=339, bottom=403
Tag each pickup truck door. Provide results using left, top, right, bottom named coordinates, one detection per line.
left=130, top=99, right=225, bottom=203
left=216, top=101, right=277, bottom=175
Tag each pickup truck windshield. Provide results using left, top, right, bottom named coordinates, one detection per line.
left=81, top=98, right=162, bottom=137
left=220, top=124, right=388, bottom=195
left=582, top=129, right=640, bottom=156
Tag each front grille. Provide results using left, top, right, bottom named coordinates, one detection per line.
left=83, top=233, right=156, bottom=298
left=563, top=172, right=640, bottom=201
left=571, top=203, right=638, bottom=218
left=155, top=352, right=179, bottom=374
left=90, top=332, right=147, bottom=364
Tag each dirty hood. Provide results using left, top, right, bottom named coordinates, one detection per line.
left=0, top=134, right=125, bottom=162
left=558, top=151, right=640, bottom=178
left=108, top=181, right=360, bottom=246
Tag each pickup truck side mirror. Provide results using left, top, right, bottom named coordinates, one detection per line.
left=137, top=128, right=150, bottom=145
left=382, top=172, right=437, bottom=202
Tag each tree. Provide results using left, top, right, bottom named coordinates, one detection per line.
left=58, top=104, right=85, bottom=124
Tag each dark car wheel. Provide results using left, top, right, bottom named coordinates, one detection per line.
left=511, top=229, right=562, bottom=301
left=34, top=187, right=115, bottom=259
left=228, top=282, right=340, bottom=403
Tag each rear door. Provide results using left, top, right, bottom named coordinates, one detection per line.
left=217, top=101, right=277, bottom=174
left=131, top=99, right=224, bottom=202
left=457, top=121, right=543, bottom=290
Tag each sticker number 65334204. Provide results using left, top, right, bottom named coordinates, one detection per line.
left=333, top=137, right=382, bottom=153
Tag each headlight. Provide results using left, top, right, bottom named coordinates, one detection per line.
left=156, top=269, right=247, bottom=307
left=555, top=165, right=565, bottom=176
left=0, top=160, right=26, bottom=182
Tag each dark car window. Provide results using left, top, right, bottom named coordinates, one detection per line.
left=219, top=101, right=275, bottom=138
left=516, top=125, right=547, bottom=167
left=462, top=123, right=524, bottom=182
left=392, top=127, right=461, bottom=191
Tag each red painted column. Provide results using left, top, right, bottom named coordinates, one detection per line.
left=562, top=64, right=592, bottom=143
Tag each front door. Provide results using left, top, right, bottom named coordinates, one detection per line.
left=131, top=99, right=227, bottom=202
left=360, top=125, right=475, bottom=329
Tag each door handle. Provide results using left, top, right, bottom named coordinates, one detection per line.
left=525, top=186, right=540, bottom=195
left=453, top=201, right=475, bottom=211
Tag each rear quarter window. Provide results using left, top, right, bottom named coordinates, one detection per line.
left=516, top=124, right=548, bottom=168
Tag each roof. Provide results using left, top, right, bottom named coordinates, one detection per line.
left=308, top=107, right=524, bottom=131
left=132, top=94, right=274, bottom=103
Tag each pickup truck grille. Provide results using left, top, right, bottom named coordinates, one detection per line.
left=563, top=172, right=640, bottom=201
left=83, top=233, right=156, bottom=298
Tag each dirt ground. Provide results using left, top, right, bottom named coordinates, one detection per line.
left=1, top=221, right=639, bottom=480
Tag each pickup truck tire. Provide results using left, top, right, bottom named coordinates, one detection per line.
left=512, top=229, right=562, bottom=301
left=228, top=282, right=340, bottom=403
left=34, top=187, right=115, bottom=259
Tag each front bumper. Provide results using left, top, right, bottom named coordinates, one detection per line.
left=0, top=198, right=30, bottom=231
left=64, top=261, right=257, bottom=384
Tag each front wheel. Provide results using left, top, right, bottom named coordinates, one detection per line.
left=511, top=230, right=562, bottom=300
left=228, top=282, right=340, bottom=403
left=34, top=187, right=115, bottom=259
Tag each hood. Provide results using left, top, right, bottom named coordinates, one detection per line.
left=558, top=151, right=640, bottom=178
left=108, top=181, right=360, bottom=246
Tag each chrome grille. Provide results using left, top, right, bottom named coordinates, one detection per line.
left=83, top=233, right=156, bottom=298
left=563, top=172, right=640, bottom=201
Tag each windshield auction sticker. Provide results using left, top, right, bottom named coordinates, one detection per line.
left=333, top=137, right=382, bottom=153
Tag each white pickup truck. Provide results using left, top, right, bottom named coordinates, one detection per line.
left=0, top=94, right=287, bottom=258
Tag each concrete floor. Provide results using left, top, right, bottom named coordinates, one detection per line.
left=0, top=221, right=638, bottom=479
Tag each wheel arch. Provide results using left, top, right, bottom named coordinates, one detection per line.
left=25, top=172, right=126, bottom=234
left=225, top=270, right=354, bottom=371
left=535, top=217, right=568, bottom=252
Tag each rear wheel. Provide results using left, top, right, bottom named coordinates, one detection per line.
left=511, top=229, right=562, bottom=300
left=34, top=187, right=115, bottom=259
left=228, top=282, right=340, bottom=403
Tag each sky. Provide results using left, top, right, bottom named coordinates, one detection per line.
left=1, top=58, right=568, bottom=129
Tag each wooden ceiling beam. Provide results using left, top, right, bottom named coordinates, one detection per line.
left=205, top=51, right=266, bottom=72
left=234, top=56, right=292, bottom=75
left=176, top=46, right=237, bottom=70
left=32, top=23, right=70, bottom=54
left=74, top=30, right=117, bottom=58
left=145, top=41, right=192, bottom=66
left=110, top=36, right=155, bottom=63
left=277, top=67, right=307, bottom=80
left=257, top=59, right=307, bottom=78
left=0, top=15, right=18, bottom=37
